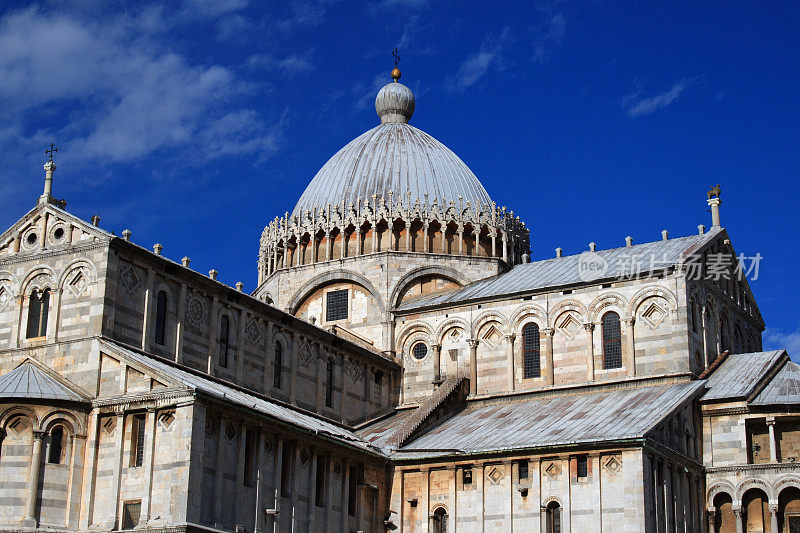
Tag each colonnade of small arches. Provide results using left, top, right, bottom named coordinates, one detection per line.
left=688, top=283, right=763, bottom=369
left=258, top=194, right=529, bottom=281
left=707, top=477, right=800, bottom=532
left=396, top=286, right=680, bottom=397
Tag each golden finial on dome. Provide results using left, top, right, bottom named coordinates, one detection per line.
left=391, top=48, right=401, bottom=81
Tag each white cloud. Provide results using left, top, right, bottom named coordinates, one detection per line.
left=532, top=13, right=565, bottom=63
left=181, top=0, right=248, bottom=18
left=624, top=80, right=691, bottom=118
left=354, top=73, right=390, bottom=110
left=247, top=50, right=316, bottom=74
left=0, top=5, right=280, bottom=167
left=277, top=1, right=330, bottom=30
left=447, top=27, right=513, bottom=92
left=764, top=326, right=800, bottom=361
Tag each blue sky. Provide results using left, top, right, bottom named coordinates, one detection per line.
left=1, top=1, right=798, bottom=357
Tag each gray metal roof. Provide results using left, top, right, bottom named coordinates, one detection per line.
left=360, top=380, right=705, bottom=455
left=701, top=350, right=786, bottom=401
left=751, top=361, right=800, bottom=405
left=0, top=360, right=89, bottom=403
left=292, top=122, right=493, bottom=217
left=101, top=340, right=377, bottom=454
left=397, top=231, right=717, bottom=310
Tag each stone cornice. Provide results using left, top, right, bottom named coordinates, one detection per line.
left=0, top=240, right=107, bottom=267
left=706, top=462, right=800, bottom=474
left=92, top=388, right=195, bottom=410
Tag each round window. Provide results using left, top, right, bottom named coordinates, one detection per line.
left=53, top=227, right=65, bottom=240
left=26, top=232, right=38, bottom=245
left=412, top=342, right=428, bottom=360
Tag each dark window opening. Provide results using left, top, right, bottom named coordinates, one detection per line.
left=347, top=465, right=358, bottom=516
left=546, top=501, right=561, bottom=533
left=243, top=429, right=257, bottom=487
left=48, top=426, right=64, bottom=464
left=122, top=501, right=141, bottom=530
left=130, top=414, right=146, bottom=467
left=522, top=322, right=541, bottom=378
left=518, top=460, right=529, bottom=480
left=154, top=291, right=168, bottom=346
left=374, top=370, right=383, bottom=385
left=602, top=312, right=622, bottom=369
left=576, top=456, right=588, bottom=478
left=315, top=458, right=326, bottom=507
left=326, top=289, right=348, bottom=321
left=274, top=343, right=283, bottom=389
left=433, top=507, right=448, bottom=533
left=280, top=443, right=293, bottom=497
left=325, top=359, right=334, bottom=408
left=219, top=315, right=230, bottom=368
left=462, top=468, right=473, bottom=485
left=26, top=289, right=50, bottom=339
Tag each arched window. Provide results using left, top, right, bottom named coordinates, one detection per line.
left=26, top=288, right=50, bottom=339
left=325, top=358, right=334, bottom=408
left=219, top=316, right=230, bottom=368
left=546, top=501, right=561, bottom=533
left=522, top=323, right=541, bottom=379
left=602, top=312, right=622, bottom=369
left=154, top=291, right=168, bottom=346
left=433, top=507, right=448, bottom=533
left=48, top=426, right=64, bottom=464
left=273, top=343, right=282, bottom=389
left=733, top=326, right=743, bottom=354
left=691, top=302, right=700, bottom=334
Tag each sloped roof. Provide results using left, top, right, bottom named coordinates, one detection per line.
left=701, top=350, right=785, bottom=401
left=0, top=360, right=89, bottom=403
left=359, top=380, right=705, bottom=456
left=99, top=339, right=379, bottom=455
left=397, top=231, right=717, bottom=310
left=751, top=361, right=800, bottom=405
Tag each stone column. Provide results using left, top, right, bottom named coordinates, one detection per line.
left=325, top=230, right=332, bottom=261
left=23, top=430, right=46, bottom=527
left=505, top=334, right=516, bottom=390
left=707, top=510, right=716, bottom=533
left=502, top=233, right=508, bottom=263
left=289, top=334, right=298, bottom=404
left=422, top=467, right=430, bottom=533
left=767, top=417, right=778, bottom=462
left=270, top=437, right=283, bottom=533
left=733, top=506, right=744, bottom=533
left=371, top=223, right=377, bottom=253
left=769, top=503, right=779, bottom=533
left=624, top=317, right=636, bottom=377
left=291, top=444, right=301, bottom=533
left=355, top=227, right=362, bottom=256
left=324, top=455, right=334, bottom=527
left=340, top=228, right=347, bottom=258
left=254, top=429, right=265, bottom=533
left=405, top=220, right=411, bottom=251
left=543, top=328, right=555, bottom=385
left=341, top=459, right=350, bottom=533
left=467, top=338, right=479, bottom=396
left=141, top=409, right=158, bottom=524
left=491, top=230, right=497, bottom=258
left=701, top=306, right=709, bottom=368
left=175, top=283, right=186, bottom=363
left=655, top=460, right=665, bottom=532
left=423, top=223, right=429, bottom=253
left=213, top=415, right=227, bottom=529
left=307, top=448, right=317, bottom=532
left=110, top=412, right=126, bottom=530
left=584, top=323, right=595, bottom=382
left=458, top=226, right=464, bottom=255
left=316, top=355, right=325, bottom=413
left=432, top=344, right=442, bottom=384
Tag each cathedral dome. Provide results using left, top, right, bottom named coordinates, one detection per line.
left=291, top=80, right=493, bottom=217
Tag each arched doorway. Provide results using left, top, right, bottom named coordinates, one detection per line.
left=779, top=486, right=800, bottom=533
left=546, top=501, right=561, bottom=533
left=742, top=487, right=770, bottom=532
left=713, top=492, right=735, bottom=533
left=432, top=507, right=448, bottom=533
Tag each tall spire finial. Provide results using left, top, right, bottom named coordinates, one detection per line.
left=391, top=48, right=401, bottom=82
left=39, top=141, right=58, bottom=206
